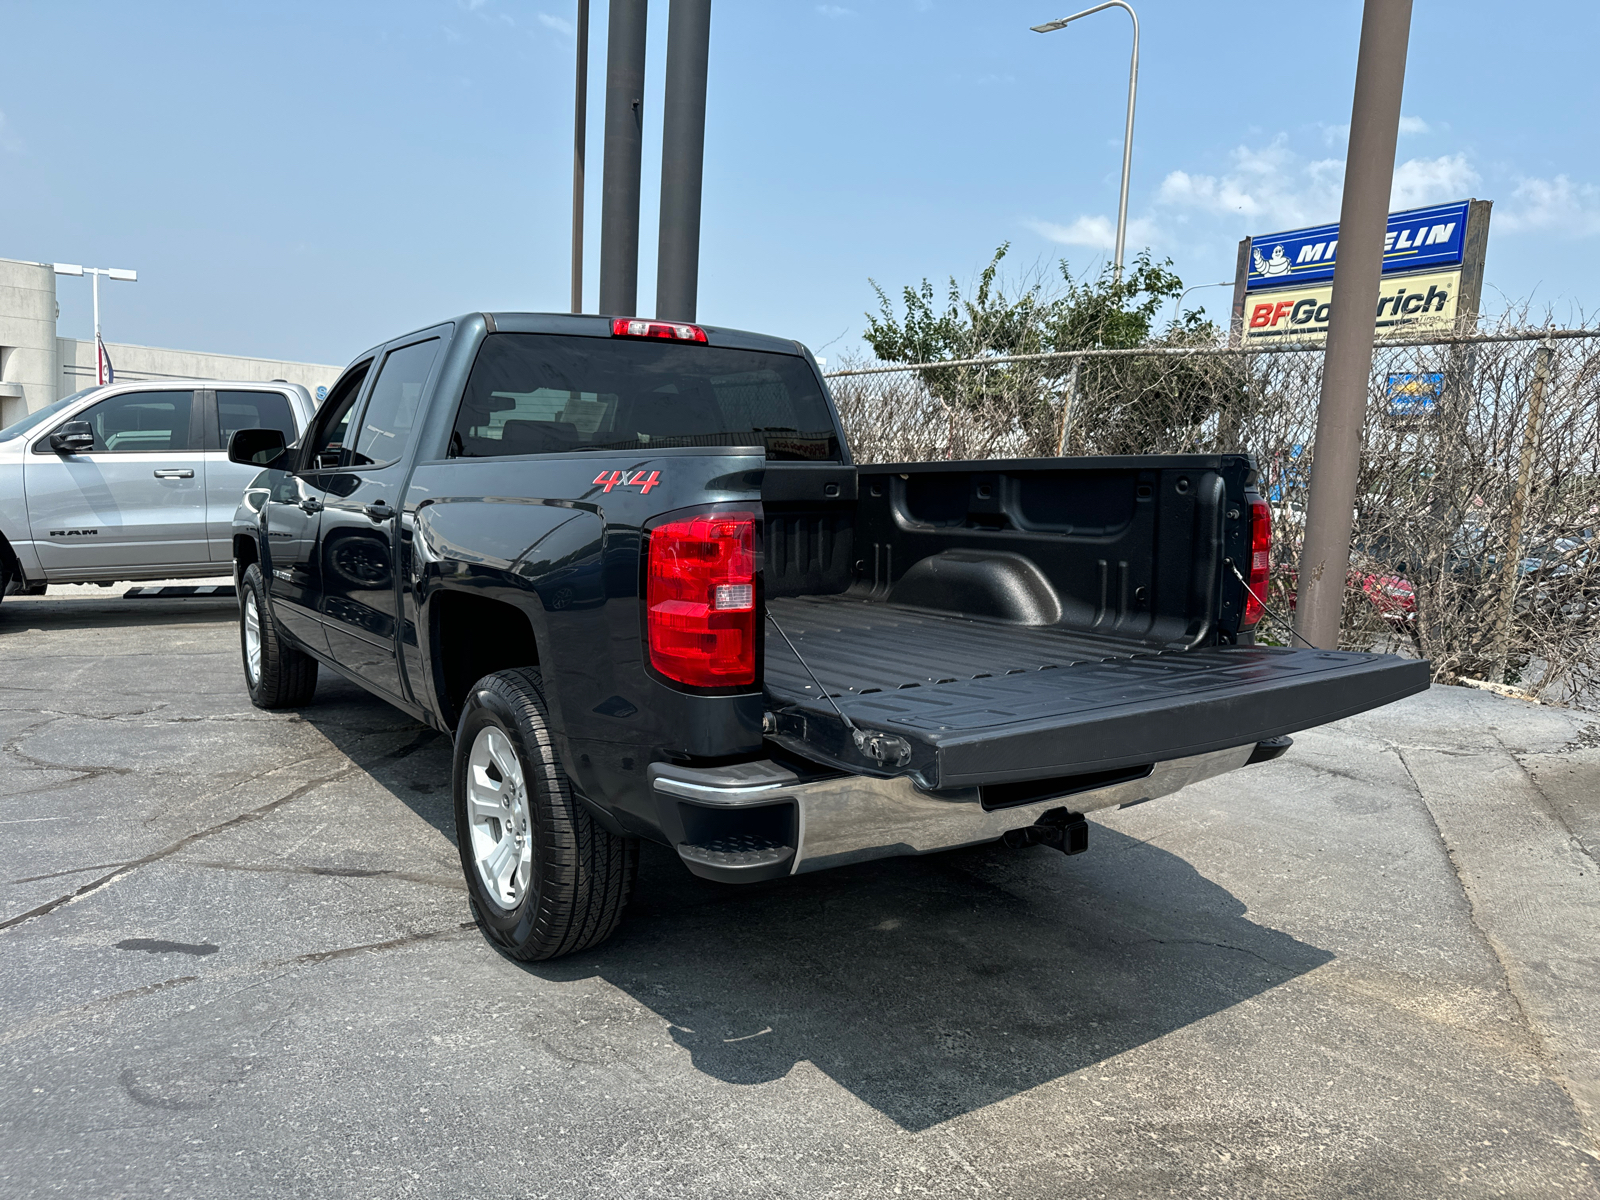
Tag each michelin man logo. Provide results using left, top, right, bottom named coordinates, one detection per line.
left=1252, top=244, right=1292, bottom=278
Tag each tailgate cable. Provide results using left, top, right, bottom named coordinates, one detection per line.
left=764, top=612, right=912, bottom=767
left=1228, top=561, right=1318, bottom=650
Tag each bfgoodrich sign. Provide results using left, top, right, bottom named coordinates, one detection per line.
left=1230, top=199, right=1491, bottom=347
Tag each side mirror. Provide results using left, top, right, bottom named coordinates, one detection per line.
left=228, top=427, right=288, bottom=469
left=49, top=420, right=95, bottom=454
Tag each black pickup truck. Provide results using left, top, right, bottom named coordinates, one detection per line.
left=230, top=312, right=1428, bottom=961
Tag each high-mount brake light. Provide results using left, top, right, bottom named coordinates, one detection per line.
left=647, top=512, right=757, bottom=688
left=1244, top=499, right=1272, bottom=627
left=611, top=317, right=708, bottom=343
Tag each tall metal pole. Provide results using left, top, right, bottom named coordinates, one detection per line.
left=1293, top=0, right=1413, bottom=650
left=1031, top=2, right=1139, bottom=283
left=570, top=0, right=589, bottom=314
left=92, top=271, right=102, bottom=385
left=598, top=0, right=648, bottom=316
left=655, top=0, right=712, bottom=322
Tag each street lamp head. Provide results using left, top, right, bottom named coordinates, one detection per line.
left=108, top=269, right=137, bottom=282
left=53, top=263, right=84, bottom=277
left=1031, top=18, right=1072, bottom=32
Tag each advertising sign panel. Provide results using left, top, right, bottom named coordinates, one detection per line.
left=1386, top=372, right=1446, bottom=420
left=1245, top=201, right=1469, bottom=291
left=1240, top=269, right=1461, bottom=346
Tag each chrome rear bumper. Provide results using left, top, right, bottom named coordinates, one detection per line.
left=649, top=743, right=1256, bottom=882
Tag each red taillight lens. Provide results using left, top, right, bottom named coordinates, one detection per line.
left=647, top=512, right=757, bottom=688
left=611, top=317, right=708, bottom=343
left=1244, top=499, right=1272, bottom=627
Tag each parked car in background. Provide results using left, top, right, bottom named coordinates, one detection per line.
left=0, top=380, right=315, bottom=602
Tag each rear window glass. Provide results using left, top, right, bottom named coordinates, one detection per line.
left=449, top=333, right=838, bottom=461
left=217, top=390, right=296, bottom=447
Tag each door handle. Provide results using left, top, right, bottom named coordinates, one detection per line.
left=299, top=498, right=324, bottom=514
left=153, top=468, right=194, bottom=479
left=363, top=500, right=392, bottom=522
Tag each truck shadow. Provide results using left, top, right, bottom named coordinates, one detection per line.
left=299, top=685, right=1333, bottom=1133
left=524, top=838, right=1333, bottom=1130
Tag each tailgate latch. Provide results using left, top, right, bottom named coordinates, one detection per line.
left=852, top=727, right=911, bottom=767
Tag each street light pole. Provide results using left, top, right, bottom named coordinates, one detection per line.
left=1172, top=280, right=1233, bottom=328
left=53, top=263, right=137, bottom=385
left=1032, top=1, right=1139, bottom=283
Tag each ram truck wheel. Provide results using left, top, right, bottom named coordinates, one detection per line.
left=239, top=563, right=318, bottom=708
left=454, top=668, right=637, bottom=961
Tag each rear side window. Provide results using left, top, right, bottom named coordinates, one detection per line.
left=64, top=390, right=197, bottom=453
left=217, top=390, right=296, bottom=447
left=449, top=334, right=839, bottom=461
left=352, top=338, right=440, bottom=466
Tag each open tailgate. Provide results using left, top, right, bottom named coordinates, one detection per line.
left=763, top=597, right=1430, bottom=790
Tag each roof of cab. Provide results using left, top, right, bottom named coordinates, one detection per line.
left=480, top=312, right=806, bottom=357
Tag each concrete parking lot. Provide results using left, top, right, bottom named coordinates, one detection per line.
left=1, top=586, right=1597, bottom=1198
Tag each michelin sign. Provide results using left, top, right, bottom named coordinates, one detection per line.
left=1234, top=199, right=1489, bottom=346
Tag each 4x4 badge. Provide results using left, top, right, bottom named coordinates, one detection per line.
left=592, top=470, right=661, bottom=495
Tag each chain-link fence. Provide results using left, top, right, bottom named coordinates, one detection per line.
left=825, top=328, right=1600, bottom=705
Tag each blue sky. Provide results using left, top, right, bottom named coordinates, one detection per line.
left=3, top=1, right=1596, bottom=368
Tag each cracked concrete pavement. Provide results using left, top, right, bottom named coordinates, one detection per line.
left=1, top=584, right=1597, bottom=1197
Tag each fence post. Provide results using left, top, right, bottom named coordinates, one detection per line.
left=1487, top=336, right=1555, bottom=682
left=1055, top=361, right=1080, bottom=456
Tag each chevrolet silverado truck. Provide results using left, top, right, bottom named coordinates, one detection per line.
left=0, top=380, right=313, bottom=600
left=228, top=312, right=1430, bottom=962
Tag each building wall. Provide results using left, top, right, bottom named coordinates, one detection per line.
left=0, top=258, right=59, bottom=429
left=56, top=339, right=341, bottom=399
left=1, top=255, right=341, bottom=426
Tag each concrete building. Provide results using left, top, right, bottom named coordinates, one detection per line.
left=0, top=256, right=341, bottom=427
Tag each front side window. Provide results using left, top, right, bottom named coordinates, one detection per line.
left=449, top=334, right=839, bottom=461
left=351, top=339, right=440, bottom=466
left=217, top=390, right=297, bottom=448
left=58, top=390, right=197, bottom=453
left=305, top=362, right=371, bottom=469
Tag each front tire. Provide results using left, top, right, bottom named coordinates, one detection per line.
left=240, top=562, right=318, bottom=708
left=454, top=668, right=637, bottom=961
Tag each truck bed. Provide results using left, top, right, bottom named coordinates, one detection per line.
left=763, top=594, right=1431, bottom=790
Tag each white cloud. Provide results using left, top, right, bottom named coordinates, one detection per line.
left=1026, top=214, right=1159, bottom=250
left=1156, top=136, right=1477, bottom=230
left=538, top=12, right=574, bottom=35
left=1156, top=135, right=1343, bottom=228
left=1389, top=153, right=1479, bottom=209
left=816, top=4, right=855, bottom=17
left=1498, top=175, right=1600, bottom=237
left=1397, top=115, right=1431, bottom=135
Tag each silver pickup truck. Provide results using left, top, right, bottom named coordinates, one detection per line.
left=0, top=380, right=315, bottom=600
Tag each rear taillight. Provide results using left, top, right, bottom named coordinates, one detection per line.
left=1244, top=499, right=1272, bottom=627
left=647, top=511, right=757, bottom=688
left=612, top=317, right=708, bottom=343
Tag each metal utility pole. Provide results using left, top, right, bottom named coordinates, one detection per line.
left=598, top=0, right=648, bottom=316
left=655, top=0, right=713, bottom=322
left=570, top=0, right=590, bottom=314
left=1293, top=0, right=1413, bottom=650
left=1031, top=2, right=1139, bottom=283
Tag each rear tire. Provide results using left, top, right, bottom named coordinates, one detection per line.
left=240, top=562, right=318, bottom=708
left=454, top=668, right=637, bottom=961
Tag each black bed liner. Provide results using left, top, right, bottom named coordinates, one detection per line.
left=763, top=595, right=1431, bottom=789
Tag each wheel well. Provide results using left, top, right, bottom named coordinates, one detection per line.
left=0, top=528, right=25, bottom=591
left=233, top=534, right=258, bottom=578
left=431, top=590, right=540, bottom=731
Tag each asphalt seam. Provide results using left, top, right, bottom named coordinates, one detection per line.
left=1394, top=742, right=1596, bottom=1151
left=0, top=765, right=362, bottom=933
